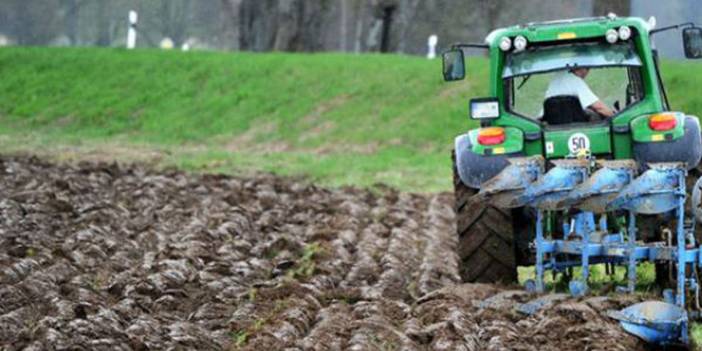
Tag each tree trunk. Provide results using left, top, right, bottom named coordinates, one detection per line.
left=220, top=0, right=243, bottom=50
left=61, top=0, right=80, bottom=45
left=354, top=0, right=365, bottom=53
left=340, top=0, right=347, bottom=51
left=95, top=1, right=111, bottom=46
left=395, top=0, right=421, bottom=53
left=593, top=0, right=630, bottom=17
left=272, top=0, right=301, bottom=51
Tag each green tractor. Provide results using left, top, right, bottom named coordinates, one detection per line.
left=443, top=14, right=702, bottom=292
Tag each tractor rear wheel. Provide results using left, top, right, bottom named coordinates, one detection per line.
left=453, top=151, right=518, bottom=283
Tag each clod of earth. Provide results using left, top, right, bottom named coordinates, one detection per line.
left=0, top=156, right=646, bottom=350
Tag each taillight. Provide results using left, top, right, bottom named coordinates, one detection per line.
left=648, top=113, right=677, bottom=131
left=477, top=127, right=506, bottom=145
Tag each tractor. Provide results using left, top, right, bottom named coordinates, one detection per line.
left=443, top=15, right=702, bottom=344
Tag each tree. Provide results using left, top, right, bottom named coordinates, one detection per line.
left=593, top=0, right=630, bottom=17
left=60, top=0, right=84, bottom=45
left=94, top=1, right=112, bottom=46
left=157, top=0, right=192, bottom=46
left=220, top=0, right=243, bottom=50
left=0, top=0, right=61, bottom=45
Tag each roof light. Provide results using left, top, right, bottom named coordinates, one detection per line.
left=618, top=26, right=631, bottom=40
left=605, top=29, right=618, bottom=43
left=499, top=37, right=512, bottom=51
left=477, top=127, right=506, bottom=146
left=649, top=113, right=677, bottom=131
left=514, top=36, right=527, bottom=52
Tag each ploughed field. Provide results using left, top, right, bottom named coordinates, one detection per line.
left=0, top=157, right=647, bottom=350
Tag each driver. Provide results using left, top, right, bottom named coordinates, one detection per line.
left=544, top=67, right=615, bottom=118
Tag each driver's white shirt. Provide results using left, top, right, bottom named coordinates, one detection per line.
left=544, top=71, right=599, bottom=110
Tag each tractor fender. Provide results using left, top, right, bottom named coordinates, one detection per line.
left=454, top=133, right=522, bottom=189
left=633, top=116, right=702, bottom=171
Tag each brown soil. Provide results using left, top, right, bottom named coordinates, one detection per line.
left=0, top=156, right=647, bottom=350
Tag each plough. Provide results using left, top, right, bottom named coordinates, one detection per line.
left=481, top=154, right=697, bottom=344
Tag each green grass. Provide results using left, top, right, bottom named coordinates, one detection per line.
left=0, top=47, right=489, bottom=191
left=517, top=262, right=657, bottom=292
left=0, top=47, right=701, bottom=192
left=693, top=324, right=702, bottom=350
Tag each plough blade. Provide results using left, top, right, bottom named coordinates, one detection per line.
left=558, top=160, right=638, bottom=213
left=608, top=301, right=688, bottom=345
left=517, top=159, right=590, bottom=210
left=607, top=163, right=686, bottom=214
left=475, top=156, right=544, bottom=209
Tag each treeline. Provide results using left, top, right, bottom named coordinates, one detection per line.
left=0, top=0, right=632, bottom=54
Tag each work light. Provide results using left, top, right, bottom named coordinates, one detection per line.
left=499, top=37, right=512, bottom=51
left=514, top=36, right=527, bottom=52
left=470, top=98, right=500, bottom=120
left=618, top=26, right=632, bottom=40
left=606, top=29, right=618, bottom=43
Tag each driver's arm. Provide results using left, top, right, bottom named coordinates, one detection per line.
left=588, top=100, right=615, bottom=118
left=577, top=78, right=615, bottom=118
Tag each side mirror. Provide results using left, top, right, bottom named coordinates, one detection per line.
left=683, top=27, right=702, bottom=59
left=442, top=49, right=465, bottom=81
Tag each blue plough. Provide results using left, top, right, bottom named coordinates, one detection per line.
left=480, top=154, right=700, bottom=345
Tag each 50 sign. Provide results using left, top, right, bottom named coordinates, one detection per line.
left=567, top=133, right=590, bottom=155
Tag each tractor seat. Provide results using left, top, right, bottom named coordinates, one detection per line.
left=542, top=95, right=588, bottom=125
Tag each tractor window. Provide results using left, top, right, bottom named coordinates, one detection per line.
left=505, top=66, right=644, bottom=121
left=503, top=42, right=641, bottom=78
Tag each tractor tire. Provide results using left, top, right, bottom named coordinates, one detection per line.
left=453, top=151, right=518, bottom=283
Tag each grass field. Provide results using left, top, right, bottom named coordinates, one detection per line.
left=0, top=47, right=701, bottom=193
left=0, top=47, right=486, bottom=191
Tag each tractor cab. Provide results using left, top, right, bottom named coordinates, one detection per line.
left=503, top=39, right=644, bottom=158
left=444, top=16, right=702, bottom=163
left=445, top=15, right=702, bottom=345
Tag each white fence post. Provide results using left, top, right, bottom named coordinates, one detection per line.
left=127, top=10, right=138, bottom=49
left=427, top=35, right=438, bottom=59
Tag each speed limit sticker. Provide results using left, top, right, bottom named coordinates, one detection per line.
left=567, top=133, right=590, bottom=154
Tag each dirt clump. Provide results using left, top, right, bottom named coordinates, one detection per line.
left=0, top=156, right=647, bottom=350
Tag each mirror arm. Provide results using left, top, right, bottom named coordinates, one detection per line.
left=650, top=22, right=695, bottom=35
left=450, top=43, right=489, bottom=50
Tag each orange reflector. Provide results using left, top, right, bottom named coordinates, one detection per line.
left=477, top=127, right=506, bottom=146
left=649, top=113, right=677, bottom=131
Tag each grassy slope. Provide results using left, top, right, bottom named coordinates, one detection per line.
left=0, top=47, right=701, bottom=192
left=0, top=47, right=489, bottom=191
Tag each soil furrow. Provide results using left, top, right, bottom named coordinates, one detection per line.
left=417, top=194, right=460, bottom=296
left=367, top=193, right=425, bottom=301
left=0, top=157, right=651, bottom=350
